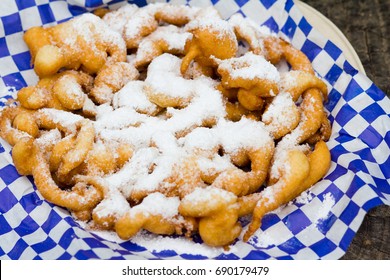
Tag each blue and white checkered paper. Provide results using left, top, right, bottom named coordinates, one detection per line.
left=1, top=0, right=389, bottom=260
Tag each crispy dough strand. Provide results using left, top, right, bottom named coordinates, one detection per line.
left=244, top=149, right=310, bottom=241
left=179, top=187, right=241, bottom=247
left=32, top=143, right=103, bottom=211
left=57, top=120, right=95, bottom=179
left=243, top=141, right=331, bottom=241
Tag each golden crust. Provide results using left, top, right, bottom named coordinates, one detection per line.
left=24, top=14, right=126, bottom=77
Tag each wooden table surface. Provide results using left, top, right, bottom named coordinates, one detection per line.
left=302, top=0, right=390, bottom=260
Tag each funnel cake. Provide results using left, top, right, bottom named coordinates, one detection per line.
left=0, top=3, right=332, bottom=248
left=17, top=71, right=93, bottom=111
left=24, top=14, right=126, bottom=77
left=180, top=12, right=238, bottom=74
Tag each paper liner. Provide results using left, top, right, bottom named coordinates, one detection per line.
left=0, top=0, right=389, bottom=260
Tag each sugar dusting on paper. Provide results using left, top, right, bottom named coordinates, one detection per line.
left=247, top=192, right=336, bottom=249
left=315, top=192, right=336, bottom=226
left=0, top=86, right=17, bottom=109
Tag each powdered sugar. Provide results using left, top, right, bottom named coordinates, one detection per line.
left=131, top=232, right=223, bottom=257
left=103, top=4, right=139, bottom=34
left=57, top=75, right=85, bottom=106
left=217, top=52, right=280, bottom=82
left=293, top=190, right=314, bottom=205
left=269, top=134, right=310, bottom=180
left=315, top=192, right=336, bottom=225
left=228, top=13, right=274, bottom=54
left=187, top=17, right=236, bottom=41
left=93, top=187, right=131, bottom=221
left=145, top=54, right=196, bottom=100
left=183, top=117, right=272, bottom=155
left=135, top=25, right=192, bottom=65
left=105, top=147, right=159, bottom=198
left=112, top=81, right=160, bottom=115
left=247, top=192, right=336, bottom=247
left=280, top=70, right=300, bottom=90
left=185, top=6, right=222, bottom=31
left=38, top=108, right=84, bottom=132
left=182, top=186, right=236, bottom=206
left=130, top=192, right=180, bottom=219
left=216, top=118, right=272, bottom=154
left=63, top=13, right=125, bottom=53
left=154, top=2, right=200, bottom=22
left=123, top=7, right=157, bottom=44
left=262, top=91, right=297, bottom=134
left=0, top=86, right=17, bottom=100
left=34, top=129, right=61, bottom=151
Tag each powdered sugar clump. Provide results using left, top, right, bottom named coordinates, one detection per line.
left=63, top=13, right=125, bottom=54
left=315, top=192, right=336, bottom=225
left=131, top=232, right=223, bottom=257
left=130, top=192, right=180, bottom=219
left=217, top=52, right=280, bottom=82
left=103, top=4, right=139, bottom=34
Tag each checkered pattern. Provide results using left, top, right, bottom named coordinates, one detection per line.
left=0, top=0, right=389, bottom=260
